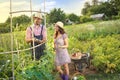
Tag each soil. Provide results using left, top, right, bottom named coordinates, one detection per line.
left=69, top=62, right=97, bottom=79
left=54, top=62, right=97, bottom=80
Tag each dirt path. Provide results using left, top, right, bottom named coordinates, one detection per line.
left=54, top=62, right=97, bottom=80
left=69, top=62, right=97, bottom=80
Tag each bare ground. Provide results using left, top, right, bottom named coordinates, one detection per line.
left=54, top=62, right=97, bottom=80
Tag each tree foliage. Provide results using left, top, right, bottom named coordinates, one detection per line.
left=0, top=15, right=31, bottom=33
left=0, top=23, right=10, bottom=33
left=92, top=0, right=99, bottom=6
left=47, top=8, right=66, bottom=24
left=67, top=13, right=80, bottom=23
left=82, top=0, right=120, bottom=18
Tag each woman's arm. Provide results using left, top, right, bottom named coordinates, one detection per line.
left=59, top=38, right=68, bottom=48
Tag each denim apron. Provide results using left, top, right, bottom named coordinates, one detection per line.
left=30, top=25, right=45, bottom=60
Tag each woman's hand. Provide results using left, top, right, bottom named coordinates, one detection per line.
left=58, top=45, right=66, bottom=49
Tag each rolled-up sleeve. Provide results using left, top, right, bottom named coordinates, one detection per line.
left=42, top=26, right=47, bottom=40
left=25, top=27, right=32, bottom=40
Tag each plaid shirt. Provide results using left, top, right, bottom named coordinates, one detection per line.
left=25, top=24, right=47, bottom=40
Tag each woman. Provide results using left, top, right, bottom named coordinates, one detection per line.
left=54, top=21, right=71, bottom=80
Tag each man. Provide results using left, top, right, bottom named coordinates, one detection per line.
left=25, top=13, right=47, bottom=60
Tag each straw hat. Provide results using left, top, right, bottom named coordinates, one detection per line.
left=56, top=21, right=64, bottom=28
left=34, top=13, right=43, bottom=19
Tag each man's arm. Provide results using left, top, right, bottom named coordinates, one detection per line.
left=25, top=27, right=32, bottom=43
left=41, top=25, right=47, bottom=43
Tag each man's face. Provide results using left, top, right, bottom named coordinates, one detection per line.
left=34, top=17, right=42, bottom=25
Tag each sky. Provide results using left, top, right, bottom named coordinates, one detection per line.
left=0, top=0, right=107, bottom=23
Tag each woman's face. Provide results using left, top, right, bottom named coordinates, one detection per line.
left=54, top=24, right=59, bottom=31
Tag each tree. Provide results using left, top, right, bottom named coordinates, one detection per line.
left=84, top=2, right=91, bottom=8
left=13, top=15, right=31, bottom=27
left=81, top=8, right=88, bottom=15
left=68, top=13, right=80, bottom=23
left=0, top=23, right=10, bottom=33
left=5, top=17, right=10, bottom=24
left=92, top=0, right=99, bottom=5
left=81, top=2, right=91, bottom=15
left=5, top=15, right=31, bottom=27
left=3, top=15, right=31, bottom=32
left=110, top=0, right=120, bottom=15
left=82, top=0, right=120, bottom=19
left=88, top=4, right=105, bottom=14
left=48, top=8, right=66, bottom=24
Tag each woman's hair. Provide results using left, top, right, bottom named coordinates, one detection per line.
left=54, top=26, right=66, bottom=39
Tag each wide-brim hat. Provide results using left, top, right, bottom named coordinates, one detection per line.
left=55, top=21, right=64, bottom=28
left=34, top=13, right=43, bottom=19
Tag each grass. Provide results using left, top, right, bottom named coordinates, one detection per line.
left=0, top=19, right=120, bottom=79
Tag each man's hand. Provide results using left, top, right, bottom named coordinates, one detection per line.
left=32, top=38, right=46, bottom=44
left=32, top=38, right=40, bottom=43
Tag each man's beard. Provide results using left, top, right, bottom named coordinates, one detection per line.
left=35, top=22, right=40, bottom=25
left=36, top=23, right=40, bottom=25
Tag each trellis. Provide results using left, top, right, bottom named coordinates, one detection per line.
left=0, top=0, right=47, bottom=80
